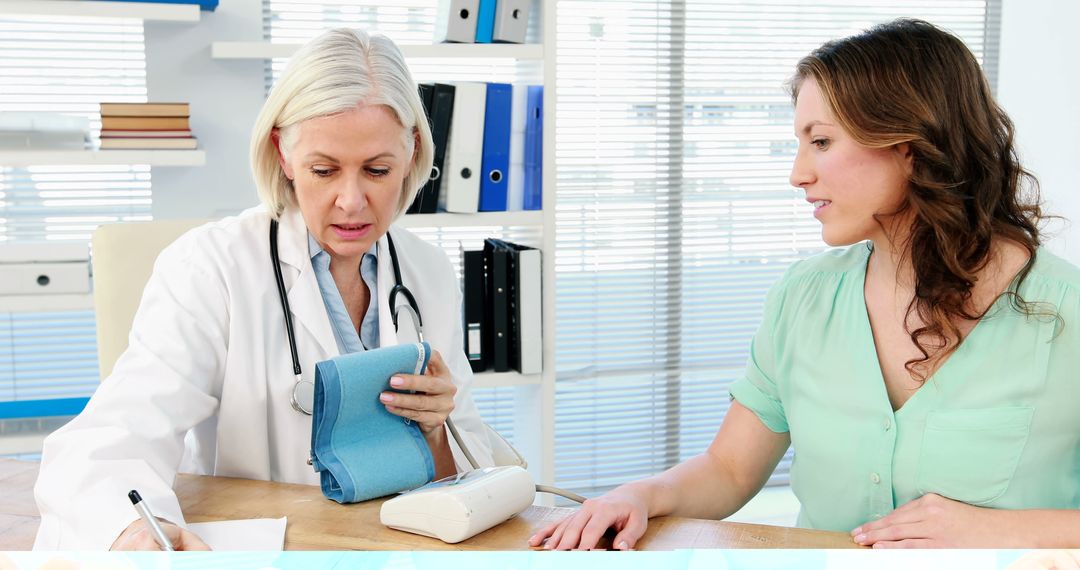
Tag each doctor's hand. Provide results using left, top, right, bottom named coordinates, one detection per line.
left=381, top=350, right=456, bottom=435
left=527, top=484, right=651, bottom=550
left=111, top=518, right=211, bottom=551
left=851, top=492, right=1008, bottom=548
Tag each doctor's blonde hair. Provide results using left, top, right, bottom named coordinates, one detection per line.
left=250, top=28, right=435, bottom=219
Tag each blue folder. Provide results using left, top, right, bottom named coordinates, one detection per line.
left=523, top=85, right=543, bottom=211
left=478, top=83, right=513, bottom=212
left=108, top=0, right=218, bottom=10
left=310, top=342, right=435, bottom=503
left=475, top=0, right=497, bottom=43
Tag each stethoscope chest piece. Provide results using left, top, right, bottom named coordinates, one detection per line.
left=291, top=375, right=315, bottom=415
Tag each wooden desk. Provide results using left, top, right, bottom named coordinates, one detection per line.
left=0, top=460, right=859, bottom=550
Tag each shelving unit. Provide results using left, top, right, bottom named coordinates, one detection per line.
left=1, top=0, right=559, bottom=491
left=539, top=0, right=558, bottom=503
left=0, top=0, right=200, bottom=22
left=211, top=41, right=544, bottom=61
left=0, top=0, right=206, bottom=319
left=397, top=211, right=542, bottom=229
left=0, top=149, right=206, bottom=167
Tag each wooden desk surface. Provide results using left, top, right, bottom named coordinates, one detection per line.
left=0, top=459, right=859, bottom=550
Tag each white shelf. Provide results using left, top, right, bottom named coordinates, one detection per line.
left=396, top=211, right=542, bottom=228
left=472, top=371, right=543, bottom=388
left=0, top=1, right=200, bottom=22
left=212, top=41, right=544, bottom=61
left=0, top=293, right=93, bottom=313
left=0, top=149, right=206, bottom=167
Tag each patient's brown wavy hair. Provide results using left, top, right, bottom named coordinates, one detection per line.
left=789, top=19, right=1054, bottom=380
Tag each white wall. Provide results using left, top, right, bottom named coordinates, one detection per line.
left=998, top=0, right=1080, bottom=265
left=143, top=0, right=266, bottom=220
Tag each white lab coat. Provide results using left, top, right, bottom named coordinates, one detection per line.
left=32, top=206, right=493, bottom=550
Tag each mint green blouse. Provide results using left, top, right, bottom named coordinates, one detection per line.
left=729, top=244, right=1080, bottom=532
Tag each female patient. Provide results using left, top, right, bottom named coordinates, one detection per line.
left=531, top=18, right=1080, bottom=549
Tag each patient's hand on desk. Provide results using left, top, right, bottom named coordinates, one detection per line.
left=528, top=485, right=650, bottom=550
left=851, top=492, right=1006, bottom=548
left=111, top=518, right=210, bottom=551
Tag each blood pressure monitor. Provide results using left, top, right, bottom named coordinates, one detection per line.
left=380, top=466, right=536, bottom=543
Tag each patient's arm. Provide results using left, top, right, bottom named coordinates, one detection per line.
left=529, top=400, right=791, bottom=550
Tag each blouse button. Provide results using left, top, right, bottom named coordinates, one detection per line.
left=883, top=418, right=892, bottom=431
left=870, top=472, right=881, bottom=484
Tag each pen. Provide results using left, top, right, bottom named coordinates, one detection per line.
left=127, top=490, right=175, bottom=551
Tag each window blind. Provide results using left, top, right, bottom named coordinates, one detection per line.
left=0, top=14, right=151, bottom=428
left=553, top=0, right=998, bottom=496
left=0, top=15, right=152, bottom=242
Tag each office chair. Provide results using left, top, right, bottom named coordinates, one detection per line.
left=89, top=219, right=525, bottom=468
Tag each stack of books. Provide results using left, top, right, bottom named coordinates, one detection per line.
left=99, top=102, right=197, bottom=150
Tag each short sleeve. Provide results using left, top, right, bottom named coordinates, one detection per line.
left=729, top=276, right=790, bottom=433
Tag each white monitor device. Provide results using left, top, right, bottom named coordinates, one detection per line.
left=380, top=465, right=536, bottom=543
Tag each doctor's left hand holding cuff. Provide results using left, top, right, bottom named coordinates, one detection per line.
left=381, top=350, right=459, bottom=479
left=381, top=350, right=457, bottom=435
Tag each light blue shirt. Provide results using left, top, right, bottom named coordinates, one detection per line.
left=308, top=233, right=380, bottom=354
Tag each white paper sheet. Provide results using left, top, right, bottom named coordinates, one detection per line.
left=187, top=517, right=287, bottom=551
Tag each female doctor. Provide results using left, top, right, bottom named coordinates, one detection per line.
left=33, top=28, right=493, bottom=550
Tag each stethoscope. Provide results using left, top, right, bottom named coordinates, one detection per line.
left=269, top=219, right=425, bottom=416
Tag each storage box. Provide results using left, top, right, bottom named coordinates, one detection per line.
left=0, top=244, right=90, bottom=295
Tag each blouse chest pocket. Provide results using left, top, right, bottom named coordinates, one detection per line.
left=915, top=406, right=1034, bottom=506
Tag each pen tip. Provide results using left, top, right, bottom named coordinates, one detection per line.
left=128, top=490, right=141, bottom=504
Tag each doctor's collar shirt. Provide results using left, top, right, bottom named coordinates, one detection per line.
left=308, top=232, right=380, bottom=354
left=728, top=243, right=1080, bottom=532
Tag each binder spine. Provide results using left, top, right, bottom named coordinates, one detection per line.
left=506, top=244, right=521, bottom=372
left=441, top=82, right=486, bottom=213
left=507, top=84, right=529, bottom=211
left=479, top=83, right=512, bottom=212
left=435, top=0, right=480, bottom=44
left=463, top=249, right=487, bottom=372
left=408, top=83, right=437, bottom=215
left=523, top=85, right=544, bottom=211
left=475, top=0, right=497, bottom=43
left=484, top=239, right=511, bottom=372
left=492, top=0, right=530, bottom=44
left=515, top=248, right=542, bottom=374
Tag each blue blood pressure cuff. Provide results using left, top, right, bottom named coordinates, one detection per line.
left=310, top=342, right=436, bottom=503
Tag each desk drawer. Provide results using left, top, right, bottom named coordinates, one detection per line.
left=0, top=262, right=90, bottom=295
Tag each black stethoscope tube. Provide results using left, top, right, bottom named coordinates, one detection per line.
left=270, top=219, right=303, bottom=378
left=269, top=219, right=423, bottom=407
